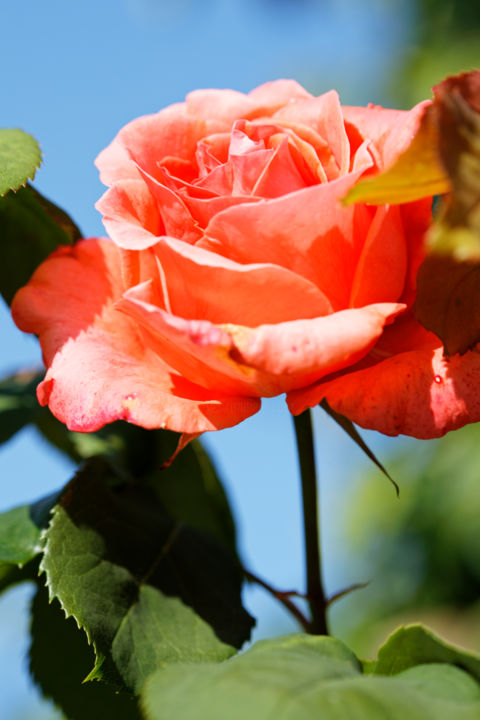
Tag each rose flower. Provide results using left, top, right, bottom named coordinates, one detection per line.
left=12, top=80, right=480, bottom=438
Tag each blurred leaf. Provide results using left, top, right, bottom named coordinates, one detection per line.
left=0, top=129, right=41, bottom=196
left=0, top=184, right=80, bottom=305
left=415, top=72, right=480, bottom=355
left=344, top=104, right=449, bottom=205
left=30, top=583, right=142, bottom=720
left=0, top=371, right=43, bottom=445
left=142, top=632, right=480, bottom=720
left=0, top=558, right=37, bottom=595
left=0, top=490, right=59, bottom=565
left=41, top=459, right=251, bottom=693
left=320, top=400, right=398, bottom=496
left=336, top=422, right=480, bottom=655
left=375, top=625, right=480, bottom=681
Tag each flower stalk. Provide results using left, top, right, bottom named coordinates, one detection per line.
left=293, top=409, right=329, bottom=635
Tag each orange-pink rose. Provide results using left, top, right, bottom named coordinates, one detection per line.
left=13, top=80, right=480, bottom=438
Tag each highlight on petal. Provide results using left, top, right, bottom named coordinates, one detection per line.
left=230, top=302, right=405, bottom=393
left=288, top=341, right=480, bottom=439
left=11, top=238, right=260, bottom=434
left=152, top=235, right=333, bottom=326
left=201, top=171, right=374, bottom=310
left=95, top=103, right=204, bottom=185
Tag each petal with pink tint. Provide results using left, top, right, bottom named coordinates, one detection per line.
left=11, top=239, right=260, bottom=433
left=186, top=88, right=262, bottom=134
left=273, top=91, right=350, bottom=176
left=183, top=195, right=261, bottom=229
left=201, top=172, right=374, bottom=310
left=343, top=100, right=430, bottom=171
left=288, top=341, right=480, bottom=439
left=153, top=235, right=333, bottom=325
left=248, top=79, right=312, bottom=107
left=349, top=205, right=407, bottom=307
left=117, top=283, right=262, bottom=395
left=96, top=180, right=163, bottom=250
left=231, top=302, right=405, bottom=394
left=136, top=166, right=202, bottom=243
left=252, top=136, right=308, bottom=197
left=95, top=104, right=203, bottom=185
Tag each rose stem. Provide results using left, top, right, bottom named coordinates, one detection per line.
left=293, top=409, right=329, bottom=635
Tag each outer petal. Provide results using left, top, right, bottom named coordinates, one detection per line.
left=95, top=103, right=204, bottom=185
left=287, top=342, right=480, bottom=439
left=96, top=179, right=164, bottom=250
left=342, top=100, right=431, bottom=171
left=200, top=172, right=374, bottom=310
left=248, top=79, right=313, bottom=107
left=11, top=239, right=260, bottom=433
left=230, top=303, right=405, bottom=394
left=152, top=235, right=333, bottom=325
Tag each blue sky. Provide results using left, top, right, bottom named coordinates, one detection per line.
left=0, top=1, right=418, bottom=716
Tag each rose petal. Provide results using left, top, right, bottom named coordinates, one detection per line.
left=248, top=79, right=313, bottom=107
left=96, top=180, right=163, bottom=250
left=343, top=100, right=430, bottom=171
left=201, top=171, right=374, bottom=310
left=273, top=91, right=350, bottom=176
left=11, top=238, right=260, bottom=433
left=349, top=205, right=407, bottom=307
left=231, top=302, right=405, bottom=393
left=186, top=88, right=263, bottom=133
left=288, top=341, right=480, bottom=439
left=119, top=285, right=403, bottom=398
left=152, top=235, right=333, bottom=324
left=95, top=103, right=203, bottom=185
left=183, top=194, right=261, bottom=229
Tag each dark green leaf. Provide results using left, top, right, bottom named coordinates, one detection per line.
left=33, top=419, right=238, bottom=556
left=320, top=399, right=399, bottom=496
left=148, top=436, right=237, bottom=556
left=0, top=184, right=79, bottom=305
left=0, top=129, right=41, bottom=196
left=29, top=583, right=142, bottom=720
left=0, top=490, right=60, bottom=565
left=0, top=371, right=42, bottom=445
left=142, top=633, right=480, bottom=720
left=41, top=460, right=251, bottom=693
left=375, top=624, right=480, bottom=682
left=0, top=558, right=38, bottom=595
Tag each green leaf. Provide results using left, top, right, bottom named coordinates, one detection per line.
left=148, top=435, right=237, bottom=556
left=344, top=104, right=449, bottom=206
left=41, top=460, right=251, bottom=693
left=33, top=419, right=238, bottom=557
left=320, top=400, right=399, bottom=496
left=0, top=559, right=37, bottom=595
left=0, top=129, right=41, bottom=196
left=375, top=624, right=480, bottom=682
left=0, top=491, right=60, bottom=565
left=29, top=583, right=142, bottom=720
left=142, top=633, right=480, bottom=720
left=0, top=371, right=43, bottom=445
left=0, top=184, right=80, bottom=305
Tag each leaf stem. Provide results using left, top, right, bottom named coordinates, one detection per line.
left=293, top=410, right=329, bottom=635
left=243, top=569, right=310, bottom=632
